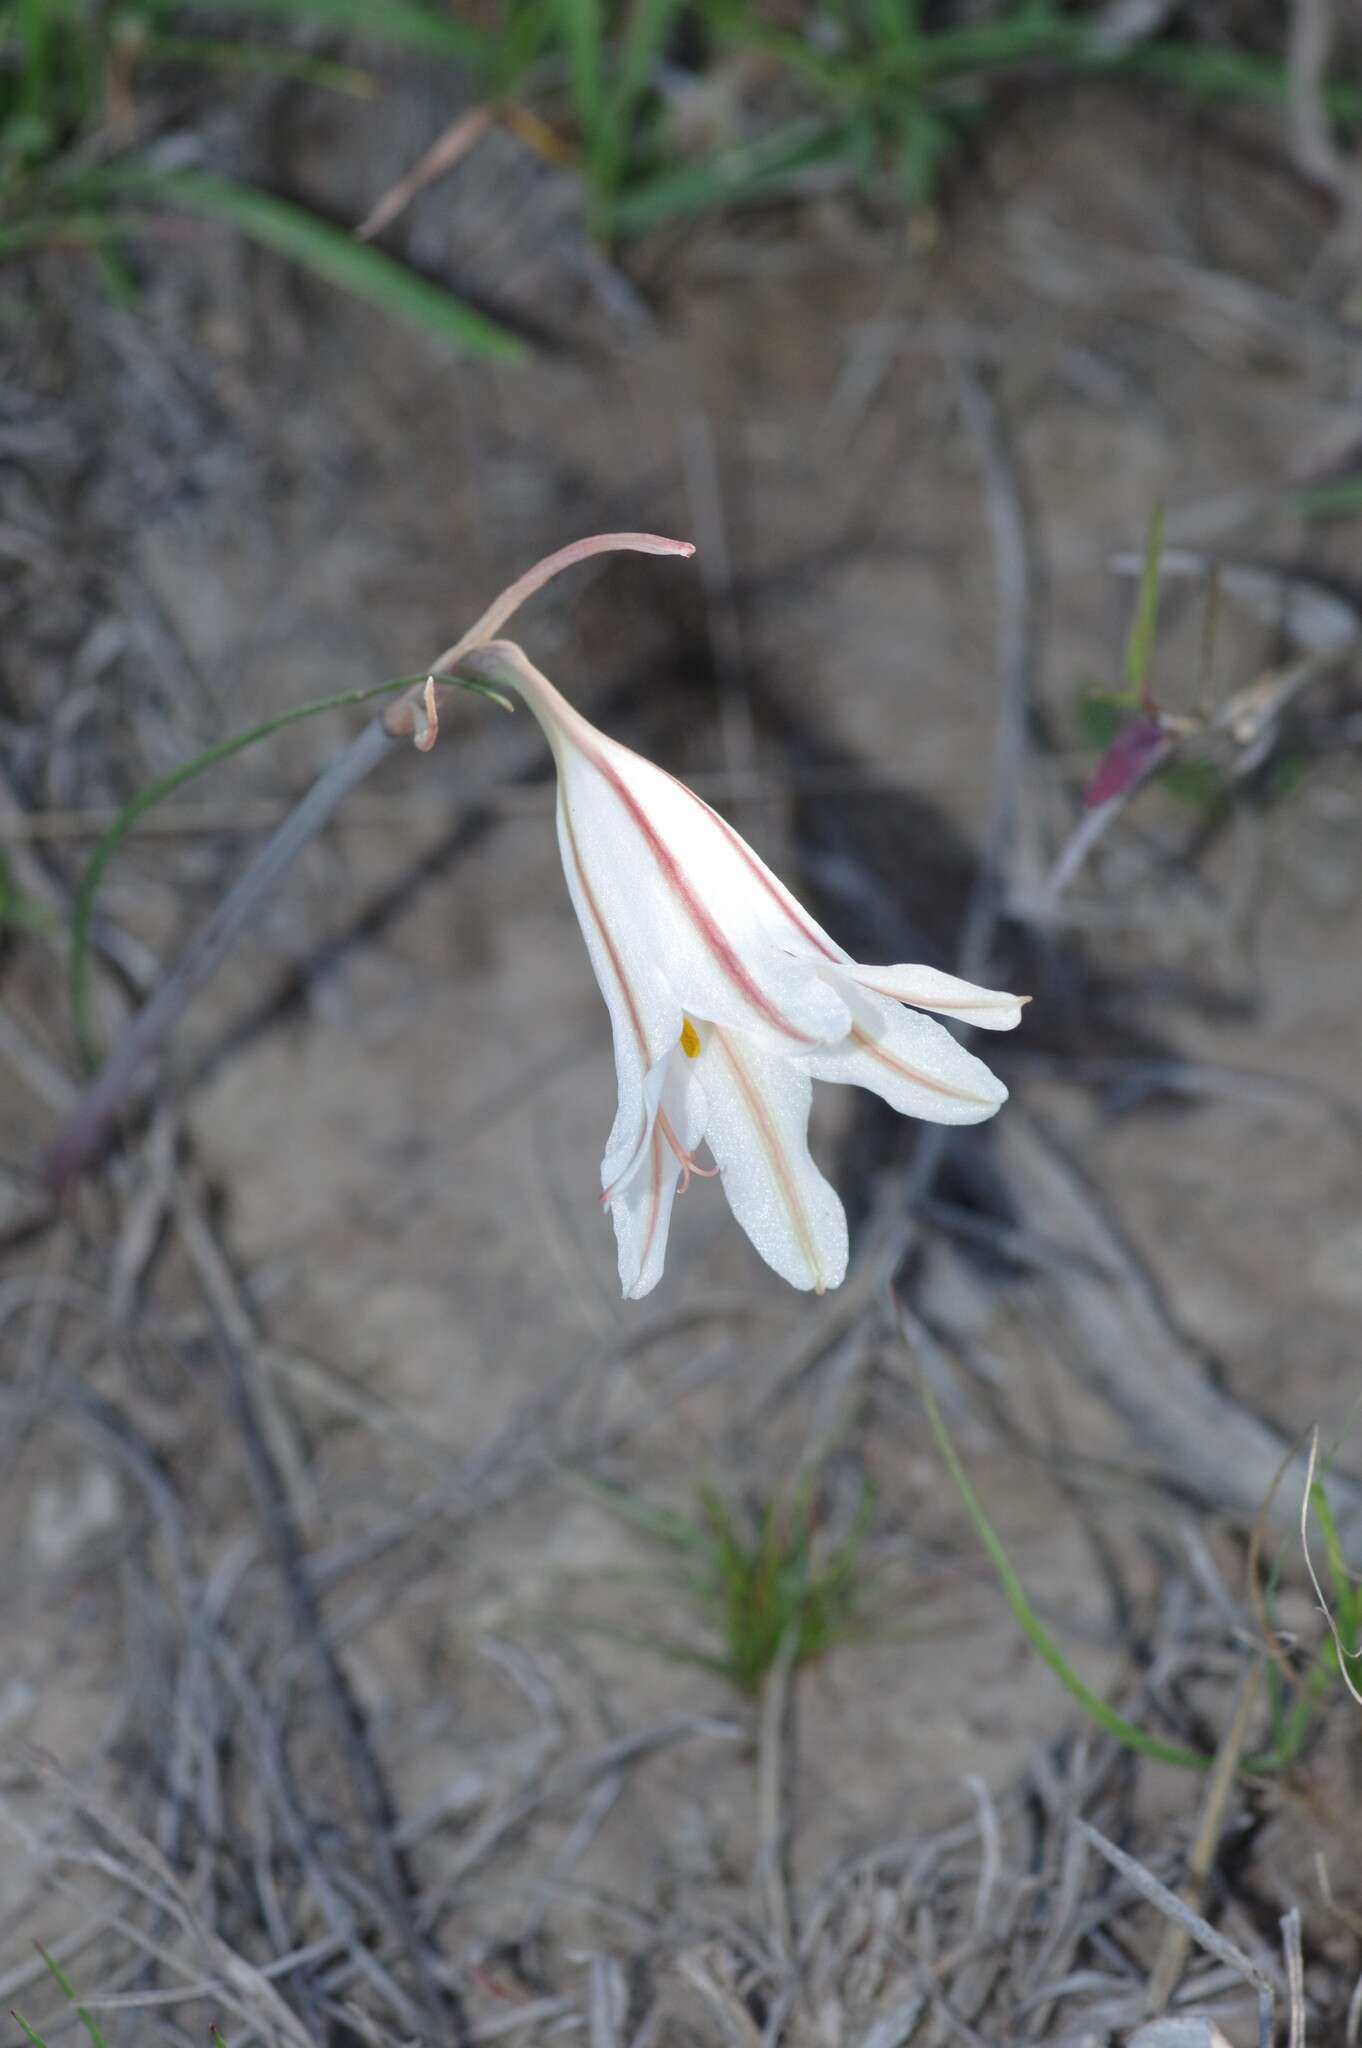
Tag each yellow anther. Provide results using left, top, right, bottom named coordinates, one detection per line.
left=680, top=1018, right=701, bottom=1060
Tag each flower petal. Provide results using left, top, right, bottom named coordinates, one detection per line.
left=555, top=729, right=852, bottom=1053
left=554, top=792, right=684, bottom=1194
left=482, top=639, right=851, bottom=1051
left=836, top=961, right=1026, bottom=1030
left=796, top=988, right=1007, bottom=1125
left=695, top=1024, right=848, bottom=1293
left=609, top=1057, right=705, bottom=1299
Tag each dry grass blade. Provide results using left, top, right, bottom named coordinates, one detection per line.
left=755, top=1625, right=799, bottom=1968
left=1145, top=1665, right=1264, bottom=2015
left=1287, top=0, right=1349, bottom=195
left=1075, top=1821, right=1275, bottom=2048
left=1128, top=2023, right=1235, bottom=2047
left=356, top=105, right=497, bottom=241
left=1283, top=1907, right=1305, bottom=2048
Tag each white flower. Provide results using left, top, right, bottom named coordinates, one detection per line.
left=463, top=637, right=1026, bottom=1302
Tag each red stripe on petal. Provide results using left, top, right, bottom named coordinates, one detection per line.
left=660, top=771, right=843, bottom=965
left=710, top=1027, right=826, bottom=1291
left=562, top=800, right=663, bottom=1198
left=577, top=739, right=822, bottom=1043
left=849, top=1024, right=999, bottom=1106
left=561, top=801, right=651, bottom=1063
left=639, top=1123, right=665, bottom=1277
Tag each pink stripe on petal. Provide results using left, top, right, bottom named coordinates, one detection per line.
left=661, top=771, right=843, bottom=964
left=641, top=1124, right=665, bottom=1273
left=560, top=803, right=651, bottom=1063
left=710, top=1027, right=827, bottom=1292
left=578, top=739, right=822, bottom=1044
left=849, top=1024, right=1001, bottom=1107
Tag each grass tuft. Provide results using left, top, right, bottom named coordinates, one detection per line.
left=570, top=1470, right=874, bottom=1694
left=13, top=1948, right=112, bottom=2048
left=7, top=1, right=1356, bottom=294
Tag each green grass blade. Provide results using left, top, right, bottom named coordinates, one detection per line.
left=615, top=0, right=684, bottom=122
left=866, top=0, right=920, bottom=65
left=69, top=670, right=508, bottom=1068
left=174, top=0, right=488, bottom=66
left=560, top=1468, right=705, bottom=1550
left=0, top=209, right=142, bottom=260
left=0, top=851, right=55, bottom=935
left=917, top=1366, right=1211, bottom=1772
left=11, top=2013, right=49, bottom=2048
left=17, top=0, right=53, bottom=129
left=1307, top=1471, right=1362, bottom=1699
left=895, top=8, right=1084, bottom=80
left=1310, top=1478, right=1356, bottom=1613
left=1299, top=475, right=1362, bottom=521
left=896, top=104, right=952, bottom=202
left=75, top=168, right=525, bottom=360
left=606, top=118, right=856, bottom=232
left=137, top=34, right=377, bottom=97
left=596, top=0, right=686, bottom=196
left=558, top=0, right=605, bottom=134
left=1122, top=501, right=1164, bottom=707
left=1124, top=42, right=1362, bottom=120
left=35, top=1947, right=110, bottom=2048
left=572, top=1615, right=738, bottom=1680
left=490, top=0, right=558, bottom=93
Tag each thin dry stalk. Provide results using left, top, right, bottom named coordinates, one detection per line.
left=1076, top=1821, right=1275, bottom=2048
left=1145, top=1665, right=1264, bottom=2014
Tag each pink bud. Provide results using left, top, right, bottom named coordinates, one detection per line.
left=1084, top=717, right=1168, bottom=809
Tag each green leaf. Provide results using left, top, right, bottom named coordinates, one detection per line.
left=1122, top=501, right=1164, bottom=707
left=558, top=0, right=605, bottom=134
left=0, top=210, right=138, bottom=259
left=0, top=852, right=55, bottom=934
left=71, top=168, right=526, bottom=360
left=917, top=1363, right=1212, bottom=1772
left=1125, top=42, right=1362, bottom=120
left=867, top=0, right=920, bottom=64
left=34, top=1947, right=110, bottom=2048
left=135, top=33, right=377, bottom=98
left=594, top=0, right=686, bottom=198
left=561, top=1468, right=706, bottom=1551
left=895, top=104, right=951, bottom=201
left=606, top=118, right=857, bottom=232
left=1299, top=474, right=1362, bottom=522
left=1310, top=1477, right=1361, bottom=1636
left=173, top=0, right=488, bottom=65
left=489, top=0, right=558, bottom=93
left=69, top=670, right=509, bottom=1069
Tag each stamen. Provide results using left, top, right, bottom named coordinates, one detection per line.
left=657, top=1107, right=718, bottom=1195
left=680, top=1017, right=702, bottom=1059
left=599, top=1105, right=717, bottom=1208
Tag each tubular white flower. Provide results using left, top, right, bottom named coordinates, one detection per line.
left=461, top=639, right=1026, bottom=1301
